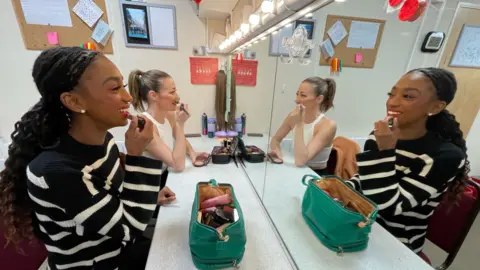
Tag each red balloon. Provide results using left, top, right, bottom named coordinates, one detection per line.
left=398, top=0, right=419, bottom=21
left=194, top=0, right=202, bottom=4
left=407, top=1, right=427, bottom=22
left=389, top=0, right=403, bottom=7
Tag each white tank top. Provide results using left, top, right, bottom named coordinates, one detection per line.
left=141, top=112, right=174, bottom=170
left=293, top=114, right=333, bottom=169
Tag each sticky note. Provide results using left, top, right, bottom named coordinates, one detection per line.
left=355, top=53, right=363, bottom=63
left=46, top=32, right=59, bottom=45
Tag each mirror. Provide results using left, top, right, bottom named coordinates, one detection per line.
left=240, top=0, right=436, bottom=268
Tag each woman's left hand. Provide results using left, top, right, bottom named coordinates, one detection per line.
left=190, top=151, right=209, bottom=163
left=374, top=117, right=398, bottom=151
left=158, top=186, right=176, bottom=205
left=288, top=105, right=305, bottom=125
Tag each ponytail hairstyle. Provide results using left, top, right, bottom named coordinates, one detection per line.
left=0, top=47, right=99, bottom=247
left=128, top=69, right=171, bottom=112
left=408, top=67, right=469, bottom=202
left=303, top=77, right=336, bottom=112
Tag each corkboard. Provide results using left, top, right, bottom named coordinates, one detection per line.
left=11, top=0, right=113, bottom=54
left=319, top=15, right=385, bottom=69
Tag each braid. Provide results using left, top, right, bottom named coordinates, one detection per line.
left=408, top=67, right=469, bottom=203
left=0, top=47, right=99, bottom=248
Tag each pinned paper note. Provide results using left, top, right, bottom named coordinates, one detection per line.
left=355, top=53, right=363, bottom=63
left=20, top=0, right=72, bottom=27
left=320, top=39, right=335, bottom=59
left=73, top=0, right=103, bottom=28
left=91, top=19, right=113, bottom=46
left=327, top=20, right=348, bottom=46
left=46, top=32, right=59, bottom=45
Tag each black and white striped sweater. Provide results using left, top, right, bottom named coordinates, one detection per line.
left=346, top=132, right=465, bottom=253
left=27, top=133, right=163, bottom=270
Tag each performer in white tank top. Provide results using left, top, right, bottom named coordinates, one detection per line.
left=128, top=69, right=210, bottom=177
left=269, top=77, right=337, bottom=174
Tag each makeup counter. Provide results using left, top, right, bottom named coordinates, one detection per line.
left=144, top=135, right=433, bottom=270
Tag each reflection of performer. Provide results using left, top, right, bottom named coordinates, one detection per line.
left=269, top=77, right=337, bottom=173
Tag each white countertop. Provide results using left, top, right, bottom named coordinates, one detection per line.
left=146, top=135, right=432, bottom=270
left=145, top=136, right=295, bottom=270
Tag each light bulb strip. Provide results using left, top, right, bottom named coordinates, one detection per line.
left=225, top=0, right=334, bottom=53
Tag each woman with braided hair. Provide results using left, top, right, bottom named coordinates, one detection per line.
left=0, top=47, right=170, bottom=269
left=346, top=67, right=469, bottom=256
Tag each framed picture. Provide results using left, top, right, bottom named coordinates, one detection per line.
left=119, top=1, right=178, bottom=49
left=122, top=3, right=150, bottom=45
left=269, top=18, right=316, bottom=57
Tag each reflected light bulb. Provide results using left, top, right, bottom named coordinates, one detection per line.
left=241, top=23, right=250, bottom=34
left=249, top=14, right=260, bottom=26
left=261, top=0, right=274, bottom=13
left=235, top=30, right=242, bottom=39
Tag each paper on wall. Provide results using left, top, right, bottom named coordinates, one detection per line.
left=20, top=0, right=72, bottom=27
left=327, top=20, right=348, bottom=46
left=91, top=19, right=113, bottom=46
left=347, top=21, right=380, bottom=49
left=320, top=38, right=335, bottom=59
left=73, top=0, right=104, bottom=28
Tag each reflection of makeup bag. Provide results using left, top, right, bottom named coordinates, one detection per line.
left=211, top=146, right=232, bottom=164
left=301, top=175, right=378, bottom=254
left=189, top=180, right=246, bottom=269
left=237, top=138, right=265, bottom=163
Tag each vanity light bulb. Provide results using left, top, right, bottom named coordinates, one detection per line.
left=249, top=14, right=260, bottom=26
left=261, top=0, right=274, bottom=13
left=241, top=23, right=250, bottom=34
left=235, top=30, right=242, bottom=39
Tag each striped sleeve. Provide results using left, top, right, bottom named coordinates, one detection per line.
left=39, top=155, right=162, bottom=241
left=354, top=144, right=465, bottom=217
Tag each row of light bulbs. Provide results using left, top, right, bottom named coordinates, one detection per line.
left=218, top=0, right=275, bottom=51
left=219, top=0, right=347, bottom=52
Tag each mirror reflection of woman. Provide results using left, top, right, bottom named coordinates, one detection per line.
left=269, top=77, right=337, bottom=175
left=346, top=68, right=468, bottom=257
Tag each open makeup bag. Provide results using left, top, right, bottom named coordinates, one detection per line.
left=301, top=174, right=378, bottom=254
left=189, top=180, right=246, bottom=269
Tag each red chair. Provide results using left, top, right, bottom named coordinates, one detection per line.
left=0, top=221, right=48, bottom=270
left=425, top=178, right=480, bottom=270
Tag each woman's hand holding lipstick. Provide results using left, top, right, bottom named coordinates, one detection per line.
left=125, top=114, right=154, bottom=156
left=176, top=103, right=190, bottom=124
left=289, top=104, right=306, bottom=125
left=373, top=116, right=398, bottom=151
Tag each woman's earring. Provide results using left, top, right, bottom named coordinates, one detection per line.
left=80, top=109, right=86, bottom=114
left=428, top=113, right=433, bottom=116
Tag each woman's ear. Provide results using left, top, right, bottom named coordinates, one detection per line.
left=60, top=92, right=86, bottom=114
left=429, top=100, right=447, bottom=116
left=148, top=90, right=157, bottom=101
left=316, top=95, right=325, bottom=105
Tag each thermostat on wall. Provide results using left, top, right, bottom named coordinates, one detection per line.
left=421, top=31, right=446, bottom=53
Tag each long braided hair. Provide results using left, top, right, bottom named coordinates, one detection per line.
left=408, top=67, right=470, bottom=202
left=0, top=47, right=99, bottom=246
